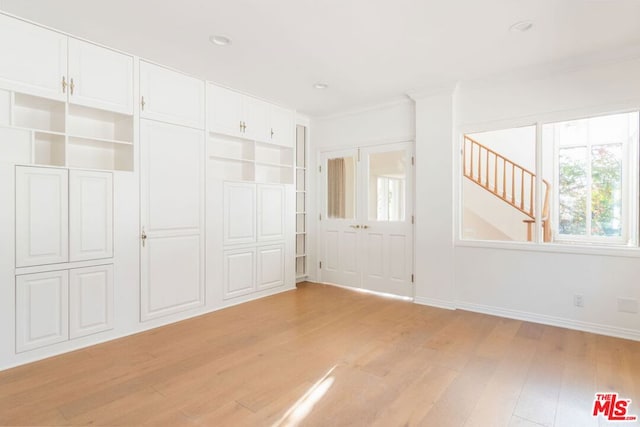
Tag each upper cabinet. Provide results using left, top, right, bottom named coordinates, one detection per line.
left=0, top=15, right=133, bottom=114
left=67, top=38, right=134, bottom=115
left=140, top=61, right=205, bottom=129
left=0, top=14, right=67, bottom=101
left=207, top=83, right=294, bottom=146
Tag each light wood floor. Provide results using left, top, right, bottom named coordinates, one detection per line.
left=1, top=282, right=639, bottom=426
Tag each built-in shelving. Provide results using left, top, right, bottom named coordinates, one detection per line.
left=208, top=132, right=293, bottom=184
left=295, top=125, right=307, bottom=280
left=0, top=88, right=134, bottom=171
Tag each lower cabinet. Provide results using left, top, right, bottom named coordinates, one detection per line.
left=16, top=264, right=113, bottom=353
left=223, top=244, right=285, bottom=300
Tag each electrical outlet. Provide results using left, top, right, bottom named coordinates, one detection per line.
left=574, top=294, right=584, bottom=308
left=618, top=297, right=638, bottom=314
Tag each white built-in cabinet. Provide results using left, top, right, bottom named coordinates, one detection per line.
left=14, top=165, right=114, bottom=353
left=140, top=119, right=205, bottom=321
left=208, top=83, right=295, bottom=146
left=15, top=166, right=113, bottom=267
left=140, top=61, right=205, bottom=129
left=0, top=14, right=134, bottom=172
left=16, top=264, right=114, bottom=353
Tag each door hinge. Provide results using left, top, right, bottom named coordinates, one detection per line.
left=319, top=213, right=322, bottom=221
left=411, top=156, right=415, bottom=166
left=357, top=148, right=361, bottom=162
left=411, top=274, right=414, bottom=283
left=319, top=165, right=322, bottom=173
left=319, top=261, right=322, bottom=269
left=411, top=215, right=415, bottom=224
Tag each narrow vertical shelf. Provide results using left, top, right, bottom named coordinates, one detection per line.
left=295, top=124, right=307, bottom=280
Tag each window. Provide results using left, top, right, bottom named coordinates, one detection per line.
left=462, top=111, right=639, bottom=247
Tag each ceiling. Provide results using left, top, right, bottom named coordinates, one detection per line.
left=1, top=0, right=640, bottom=116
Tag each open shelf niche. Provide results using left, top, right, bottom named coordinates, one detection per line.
left=0, top=89, right=134, bottom=171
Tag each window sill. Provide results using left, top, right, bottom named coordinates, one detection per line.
left=455, top=238, right=640, bottom=258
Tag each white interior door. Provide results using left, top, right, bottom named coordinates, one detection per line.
left=140, top=119, right=205, bottom=321
left=319, top=149, right=361, bottom=288
left=320, top=142, right=414, bottom=297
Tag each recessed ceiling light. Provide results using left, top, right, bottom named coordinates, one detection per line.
left=209, top=35, right=232, bottom=46
left=509, top=20, right=533, bottom=33
left=313, top=83, right=328, bottom=90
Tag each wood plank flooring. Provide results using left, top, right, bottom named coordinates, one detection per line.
left=1, top=282, right=639, bottom=426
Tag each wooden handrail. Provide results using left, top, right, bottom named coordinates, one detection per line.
left=463, top=135, right=552, bottom=242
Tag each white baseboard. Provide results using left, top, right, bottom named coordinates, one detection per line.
left=456, top=300, right=640, bottom=342
left=413, top=296, right=456, bottom=310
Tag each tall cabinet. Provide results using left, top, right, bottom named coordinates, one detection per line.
left=207, top=83, right=295, bottom=303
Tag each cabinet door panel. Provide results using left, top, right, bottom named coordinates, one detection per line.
left=270, top=106, right=294, bottom=147
left=257, top=245, right=284, bottom=290
left=243, top=96, right=270, bottom=142
left=69, top=170, right=113, bottom=262
left=68, top=38, right=133, bottom=114
left=207, top=84, right=244, bottom=138
left=16, top=270, right=69, bottom=352
left=142, top=235, right=204, bottom=320
left=0, top=15, right=67, bottom=101
left=257, top=184, right=284, bottom=242
left=223, top=248, right=255, bottom=299
left=16, top=166, right=68, bottom=267
left=224, top=182, right=256, bottom=245
left=140, top=61, right=204, bottom=129
left=69, top=265, right=113, bottom=339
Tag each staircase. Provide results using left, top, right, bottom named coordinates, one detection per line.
left=463, top=135, right=552, bottom=242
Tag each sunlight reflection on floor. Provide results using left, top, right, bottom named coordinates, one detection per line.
left=272, top=365, right=337, bottom=427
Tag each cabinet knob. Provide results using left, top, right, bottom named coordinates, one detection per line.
left=69, top=78, right=75, bottom=95
left=141, top=96, right=146, bottom=111
left=141, top=228, right=147, bottom=247
left=349, top=224, right=361, bottom=229
left=61, top=76, right=67, bottom=94
left=271, top=128, right=274, bottom=139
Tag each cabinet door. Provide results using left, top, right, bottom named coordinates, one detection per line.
left=16, top=166, right=68, bottom=267
left=140, top=120, right=205, bottom=321
left=243, top=96, right=271, bottom=143
left=68, top=38, right=134, bottom=114
left=223, top=248, right=255, bottom=299
left=224, top=182, right=256, bottom=245
left=140, top=61, right=205, bottom=129
left=69, top=170, right=113, bottom=262
left=257, top=245, right=284, bottom=290
left=0, top=15, right=67, bottom=101
left=69, top=265, right=113, bottom=339
left=16, top=270, right=69, bottom=352
left=257, top=184, right=284, bottom=242
left=207, top=84, right=244, bottom=138
left=270, top=106, right=294, bottom=147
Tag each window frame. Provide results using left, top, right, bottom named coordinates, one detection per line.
left=457, top=108, right=640, bottom=249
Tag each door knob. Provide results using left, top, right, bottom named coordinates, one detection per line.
left=349, top=225, right=361, bottom=229
left=362, top=225, right=369, bottom=229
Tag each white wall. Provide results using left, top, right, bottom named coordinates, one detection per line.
left=311, top=57, right=640, bottom=340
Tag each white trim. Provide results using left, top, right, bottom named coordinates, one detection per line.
left=456, top=300, right=640, bottom=342
left=455, top=238, right=640, bottom=258
left=406, top=81, right=459, bottom=101
left=413, top=296, right=456, bottom=310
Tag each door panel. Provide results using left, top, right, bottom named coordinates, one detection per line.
left=257, top=184, right=284, bottom=242
left=140, top=119, right=205, bottom=321
left=320, top=143, right=414, bottom=297
left=16, top=270, right=69, bottom=352
left=0, top=14, right=67, bottom=101
left=223, top=182, right=256, bottom=245
left=223, top=248, right=255, bottom=299
left=257, top=245, right=284, bottom=290
left=15, top=166, right=68, bottom=267
left=69, top=264, right=113, bottom=339
left=243, top=96, right=270, bottom=142
left=207, top=84, right=244, bottom=138
left=140, top=61, right=204, bottom=129
left=69, top=170, right=113, bottom=262
left=68, top=38, right=133, bottom=114
left=270, top=106, right=294, bottom=147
